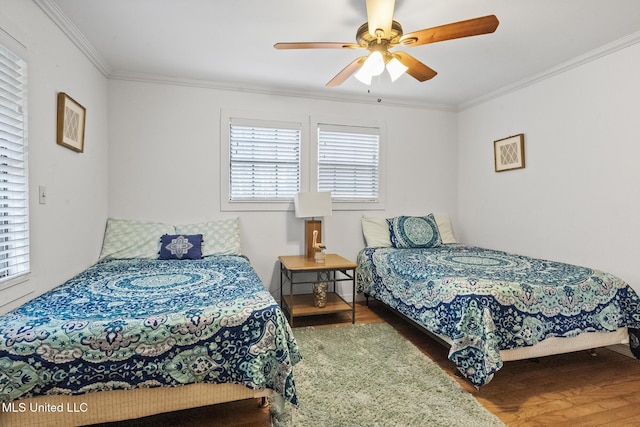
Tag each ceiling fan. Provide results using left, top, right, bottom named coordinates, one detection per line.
left=274, top=0, right=499, bottom=87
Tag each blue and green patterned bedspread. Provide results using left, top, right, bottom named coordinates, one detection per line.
left=0, top=256, right=301, bottom=405
left=357, top=245, right=640, bottom=386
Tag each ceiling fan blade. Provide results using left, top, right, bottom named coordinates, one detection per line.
left=274, top=42, right=360, bottom=50
left=366, top=0, right=395, bottom=37
left=394, top=52, right=437, bottom=82
left=326, top=56, right=368, bottom=87
left=399, top=15, right=499, bottom=47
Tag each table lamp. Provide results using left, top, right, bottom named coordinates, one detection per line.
left=294, top=191, right=332, bottom=261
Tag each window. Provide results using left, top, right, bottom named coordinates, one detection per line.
left=229, top=120, right=301, bottom=200
left=0, top=37, right=29, bottom=285
left=221, top=111, right=307, bottom=211
left=317, top=124, right=380, bottom=203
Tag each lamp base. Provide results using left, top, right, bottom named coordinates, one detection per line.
left=304, top=219, right=321, bottom=260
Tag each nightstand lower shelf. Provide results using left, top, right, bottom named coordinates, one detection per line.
left=283, top=292, right=351, bottom=318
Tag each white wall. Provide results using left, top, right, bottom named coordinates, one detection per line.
left=107, top=79, right=459, bottom=297
left=2, top=0, right=636, bottom=313
left=458, top=41, right=640, bottom=293
left=0, top=0, right=109, bottom=314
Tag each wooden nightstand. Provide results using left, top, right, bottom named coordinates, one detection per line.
left=279, top=254, right=357, bottom=326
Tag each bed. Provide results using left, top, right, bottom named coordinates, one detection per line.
left=0, top=218, right=300, bottom=426
left=357, top=214, right=640, bottom=387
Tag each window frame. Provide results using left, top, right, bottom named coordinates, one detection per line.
left=220, top=109, right=309, bottom=211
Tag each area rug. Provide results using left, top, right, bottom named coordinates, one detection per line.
left=271, top=323, right=505, bottom=427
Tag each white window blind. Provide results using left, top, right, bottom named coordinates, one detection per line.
left=317, top=124, right=380, bottom=202
left=229, top=119, right=301, bottom=200
left=0, top=41, right=29, bottom=283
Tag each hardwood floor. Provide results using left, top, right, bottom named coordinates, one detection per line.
left=362, top=301, right=640, bottom=427
left=102, top=301, right=640, bottom=426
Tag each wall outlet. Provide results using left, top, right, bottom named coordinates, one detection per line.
left=39, top=186, right=46, bottom=204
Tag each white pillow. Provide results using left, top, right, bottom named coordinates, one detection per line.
left=175, top=217, right=242, bottom=256
left=361, top=215, right=392, bottom=247
left=99, top=218, right=175, bottom=260
left=433, top=214, right=457, bottom=244
left=361, top=214, right=457, bottom=247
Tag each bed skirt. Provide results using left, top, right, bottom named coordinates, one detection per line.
left=499, top=327, right=629, bottom=361
left=0, top=383, right=271, bottom=427
left=376, top=297, right=630, bottom=363
left=431, top=323, right=629, bottom=361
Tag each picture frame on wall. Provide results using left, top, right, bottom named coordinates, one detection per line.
left=56, top=92, right=86, bottom=153
left=494, top=133, right=525, bottom=172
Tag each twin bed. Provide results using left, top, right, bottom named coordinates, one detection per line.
left=0, top=218, right=300, bottom=427
left=358, top=214, right=640, bottom=387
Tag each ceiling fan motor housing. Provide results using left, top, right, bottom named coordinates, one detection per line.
left=356, top=20, right=404, bottom=50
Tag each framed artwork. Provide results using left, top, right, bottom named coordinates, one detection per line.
left=57, top=92, right=86, bottom=153
left=494, top=134, right=525, bottom=172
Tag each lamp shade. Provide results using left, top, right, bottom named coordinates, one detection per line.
left=355, top=51, right=385, bottom=85
left=386, top=57, right=408, bottom=82
left=294, top=191, right=332, bottom=218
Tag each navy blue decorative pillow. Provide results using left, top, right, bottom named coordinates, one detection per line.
left=387, top=214, right=442, bottom=249
left=159, top=234, right=203, bottom=260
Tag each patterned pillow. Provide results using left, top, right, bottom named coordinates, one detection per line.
left=99, top=218, right=175, bottom=260
left=387, top=214, right=442, bottom=249
left=362, top=214, right=457, bottom=247
left=175, top=218, right=241, bottom=256
left=159, top=234, right=203, bottom=260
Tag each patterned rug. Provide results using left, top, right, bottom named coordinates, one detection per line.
left=271, top=323, right=505, bottom=427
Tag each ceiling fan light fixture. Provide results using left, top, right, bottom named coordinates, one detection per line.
left=354, top=51, right=385, bottom=85
left=354, top=69, right=373, bottom=85
left=365, top=51, right=385, bottom=76
left=386, top=57, right=408, bottom=82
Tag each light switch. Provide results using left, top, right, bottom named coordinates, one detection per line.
left=39, top=186, right=46, bottom=204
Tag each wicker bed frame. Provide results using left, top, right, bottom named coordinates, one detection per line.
left=0, top=383, right=271, bottom=427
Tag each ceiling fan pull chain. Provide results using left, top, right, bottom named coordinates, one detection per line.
left=367, top=76, right=383, bottom=103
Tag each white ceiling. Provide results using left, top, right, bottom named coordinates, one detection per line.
left=46, top=0, right=640, bottom=108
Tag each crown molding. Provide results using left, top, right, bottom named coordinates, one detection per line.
left=108, top=70, right=458, bottom=112
left=34, top=0, right=111, bottom=77
left=458, top=30, right=640, bottom=111
left=35, top=0, right=640, bottom=113
left=32, top=0, right=454, bottom=112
